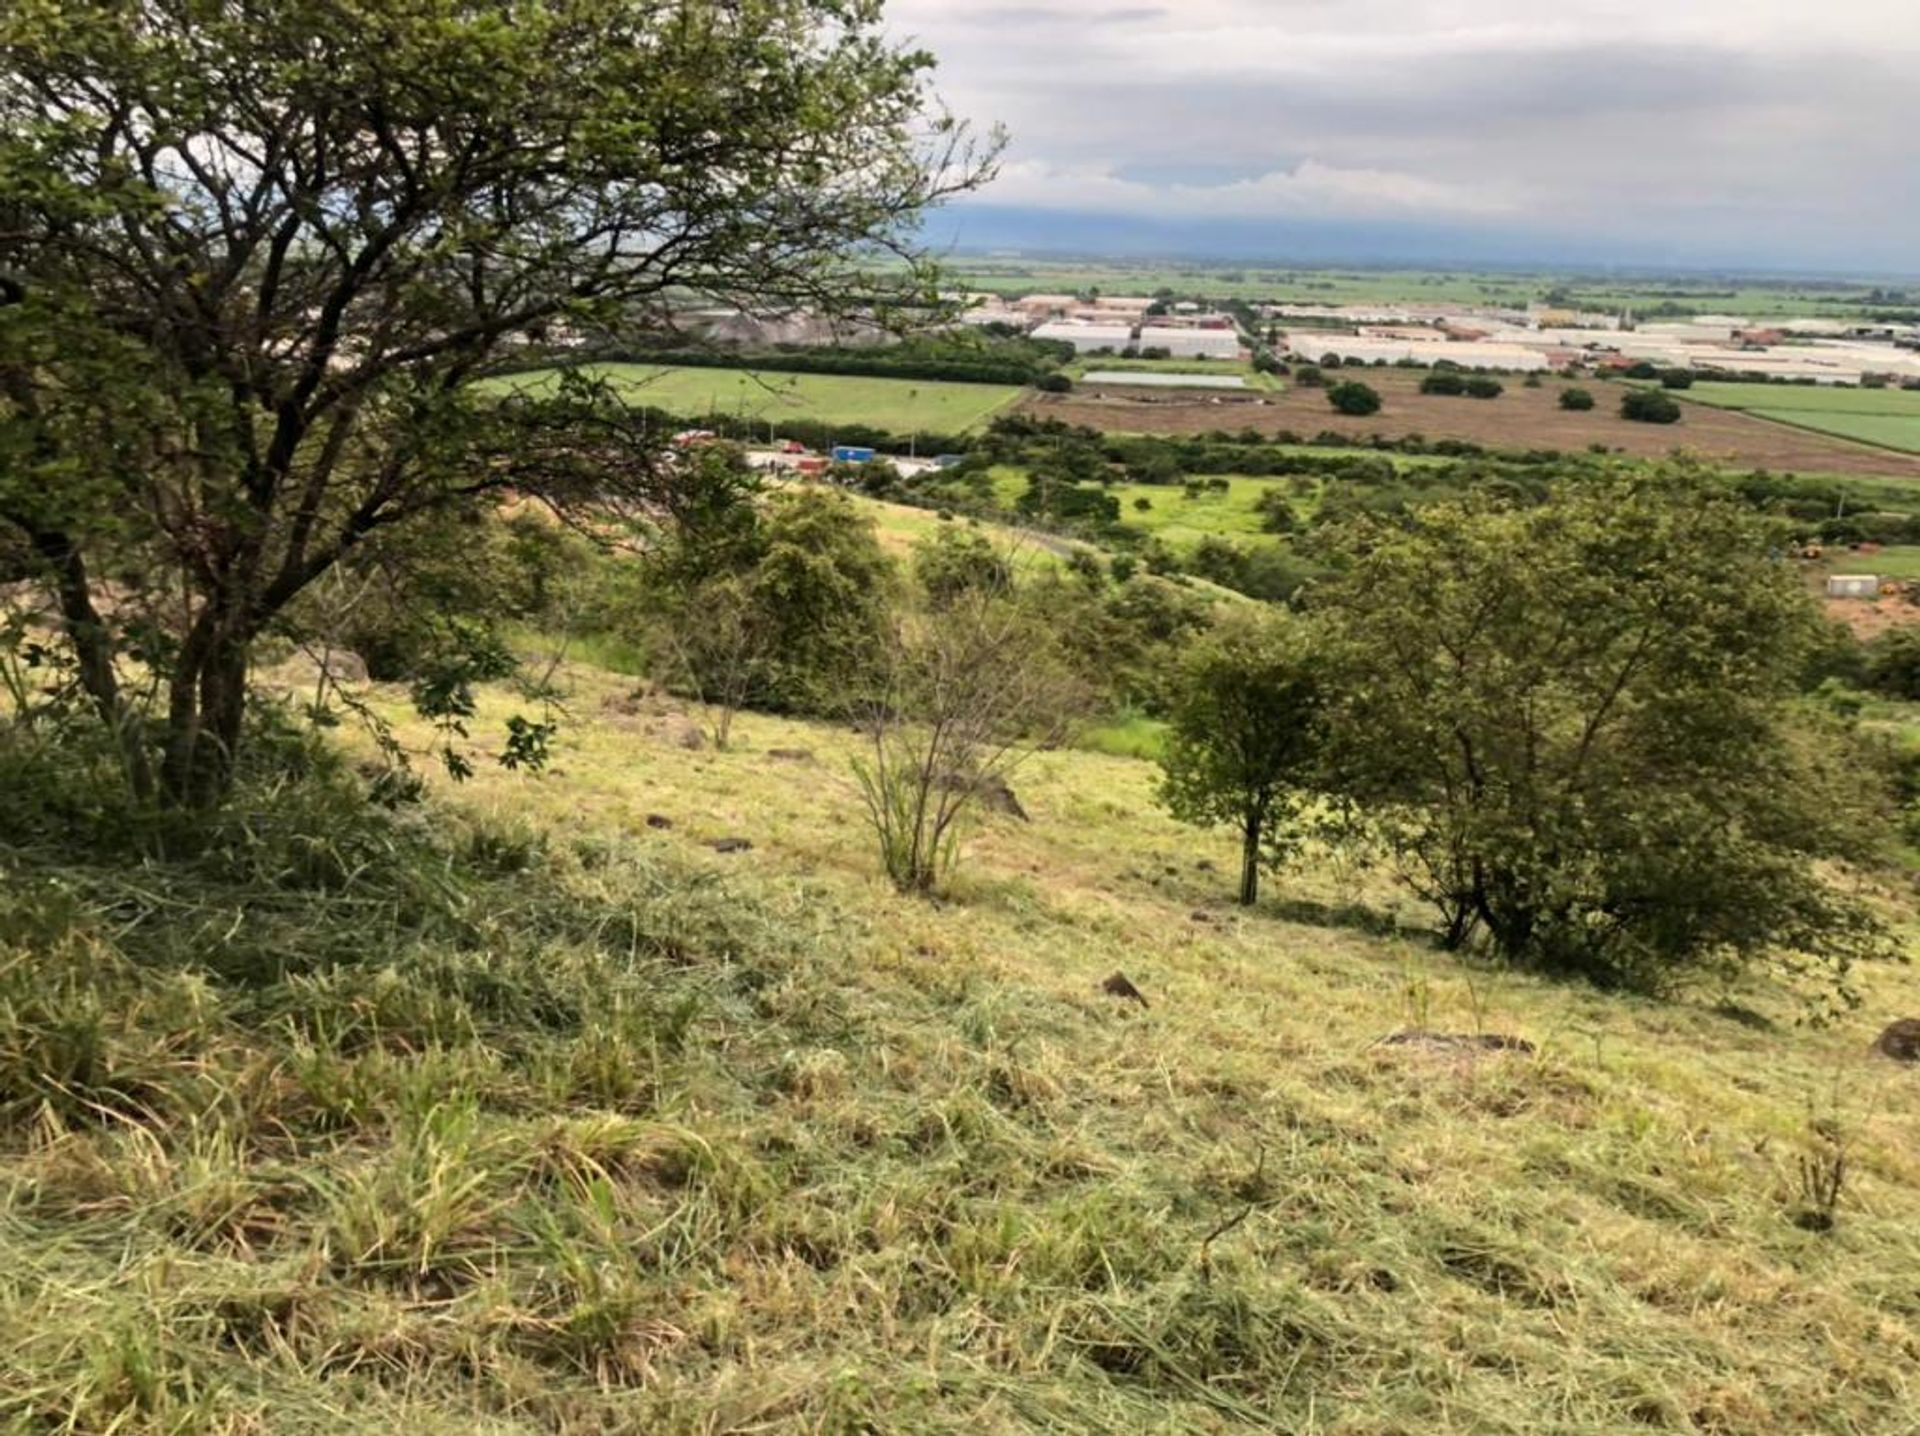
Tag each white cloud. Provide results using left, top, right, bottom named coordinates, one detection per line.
left=885, top=0, right=1920, bottom=266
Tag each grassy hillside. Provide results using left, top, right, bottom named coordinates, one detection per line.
left=499, top=363, right=1023, bottom=434
left=4, top=655, right=1918, bottom=1433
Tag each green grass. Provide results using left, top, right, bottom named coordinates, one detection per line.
left=500, top=363, right=1023, bottom=434
left=1110, top=479, right=1287, bottom=546
left=1076, top=714, right=1168, bottom=761
left=1685, top=383, right=1920, bottom=455
left=5, top=652, right=1920, bottom=1432
left=1830, top=545, right=1920, bottom=579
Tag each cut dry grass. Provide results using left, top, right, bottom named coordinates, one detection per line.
left=2, top=660, right=1919, bottom=1432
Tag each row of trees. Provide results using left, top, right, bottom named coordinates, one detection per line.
left=1157, top=467, right=1894, bottom=995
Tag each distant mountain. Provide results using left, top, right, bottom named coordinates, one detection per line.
left=918, top=204, right=1920, bottom=281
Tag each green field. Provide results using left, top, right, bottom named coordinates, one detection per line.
left=501, top=363, right=1023, bottom=434
left=1110, top=478, right=1288, bottom=546
left=1682, top=383, right=1920, bottom=454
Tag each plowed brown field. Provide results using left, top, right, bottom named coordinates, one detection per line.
left=1020, top=371, right=1920, bottom=479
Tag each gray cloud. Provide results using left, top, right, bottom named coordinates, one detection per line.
left=888, top=0, right=1920, bottom=269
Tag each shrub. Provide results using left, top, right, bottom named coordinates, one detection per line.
left=1621, top=388, right=1682, bottom=424
left=1660, top=368, right=1696, bottom=390
left=1559, top=387, right=1596, bottom=412
left=1464, top=377, right=1504, bottom=400
left=1420, top=372, right=1466, bottom=396
left=1327, top=381, right=1382, bottom=417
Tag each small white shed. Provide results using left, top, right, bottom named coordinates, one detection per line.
left=1827, top=574, right=1880, bottom=599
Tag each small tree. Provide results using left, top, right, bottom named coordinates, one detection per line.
left=854, top=589, right=1084, bottom=894
left=648, top=487, right=893, bottom=736
left=1660, top=368, right=1696, bottom=390
left=657, top=575, right=768, bottom=751
left=1464, top=376, right=1504, bottom=400
left=1622, top=388, right=1683, bottom=424
left=1420, top=372, right=1467, bottom=396
left=1158, top=612, right=1324, bottom=905
left=1328, top=381, right=1383, bottom=417
left=1560, top=387, right=1597, bottom=412
left=914, top=526, right=1012, bottom=608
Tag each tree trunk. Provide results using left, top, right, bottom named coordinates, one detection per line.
left=27, top=527, right=154, bottom=803
left=1239, top=811, right=1262, bottom=907
left=159, top=620, right=251, bottom=809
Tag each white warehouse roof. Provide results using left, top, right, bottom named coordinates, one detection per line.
left=1137, top=325, right=1241, bottom=358
left=1033, top=321, right=1136, bottom=352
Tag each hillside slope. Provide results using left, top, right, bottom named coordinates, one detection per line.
left=2, top=657, right=1918, bottom=1433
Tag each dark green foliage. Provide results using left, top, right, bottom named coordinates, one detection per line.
left=1559, top=388, right=1597, bottom=412
left=647, top=478, right=895, bottom=727
left=1660, top=369, right=1696, bottom=390
left=1864, top=627, right=1920, bottom=699
left=914, top=526, right=1013, bottom=607
left=1158, top=612, right=1323, bottom=905
left=1314, top=466, right=1892, bottom=995
left=1420, top=372, right=1467, bottom=396
left=1327, top=382, right=1383, bottom=417
left=1464, top=377, right=1504, bottom=400
left=1255, top=490, right=1298, bottom=534
left=601, top=336, right=1064, bottom=388
left=1621, top=389, right=1683, bottom=424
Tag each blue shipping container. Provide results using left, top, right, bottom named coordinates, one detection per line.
left=831, top=446, right=876, bottom=463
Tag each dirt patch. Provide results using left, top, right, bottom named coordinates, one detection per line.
left=1022, top=371, right=1920, bottom=480
left=1375, top=1030, right=1536, bottom=1056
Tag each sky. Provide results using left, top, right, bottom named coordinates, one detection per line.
left=886, top=1, right=1920, bottom=274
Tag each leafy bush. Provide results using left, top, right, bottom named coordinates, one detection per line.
left=1464, top=377, right=1504, bottom=400
left=1621, top=388, right=1682, bottom=424
left=1559, top=387, right=1596, bottom=411
left=1326, top=381, right=1382, bottom=417
left=1420, top=372, right=1466, bottom=396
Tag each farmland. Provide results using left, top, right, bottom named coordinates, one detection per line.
left=499, top=362, right=1024, bottom=433
left=932, top=257, right=1910, bottom=320
left=1684, top=382, right=1920, bottom=455
left=1022, top=371, right=1920, bottom=480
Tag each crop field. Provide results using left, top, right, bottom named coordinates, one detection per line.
left=500, top=363, right=1023, bottom=433
left=1684, top=383, right=1920, bottom=455
left=1020, top=371, right=1920, bottom=479
left=930, top=259, right=1904, bottom=319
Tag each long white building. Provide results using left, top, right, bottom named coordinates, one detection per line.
left=1289, top=335, right=1551, bottom=372
left=1032, top=321, right=1136, bottom=354
left=1136, top=325, right=1241, bottom=359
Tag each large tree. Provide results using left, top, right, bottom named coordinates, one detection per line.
left=0, top=0, right=991, bottom=805
left=1313, top=466, right=1892, bottom=993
